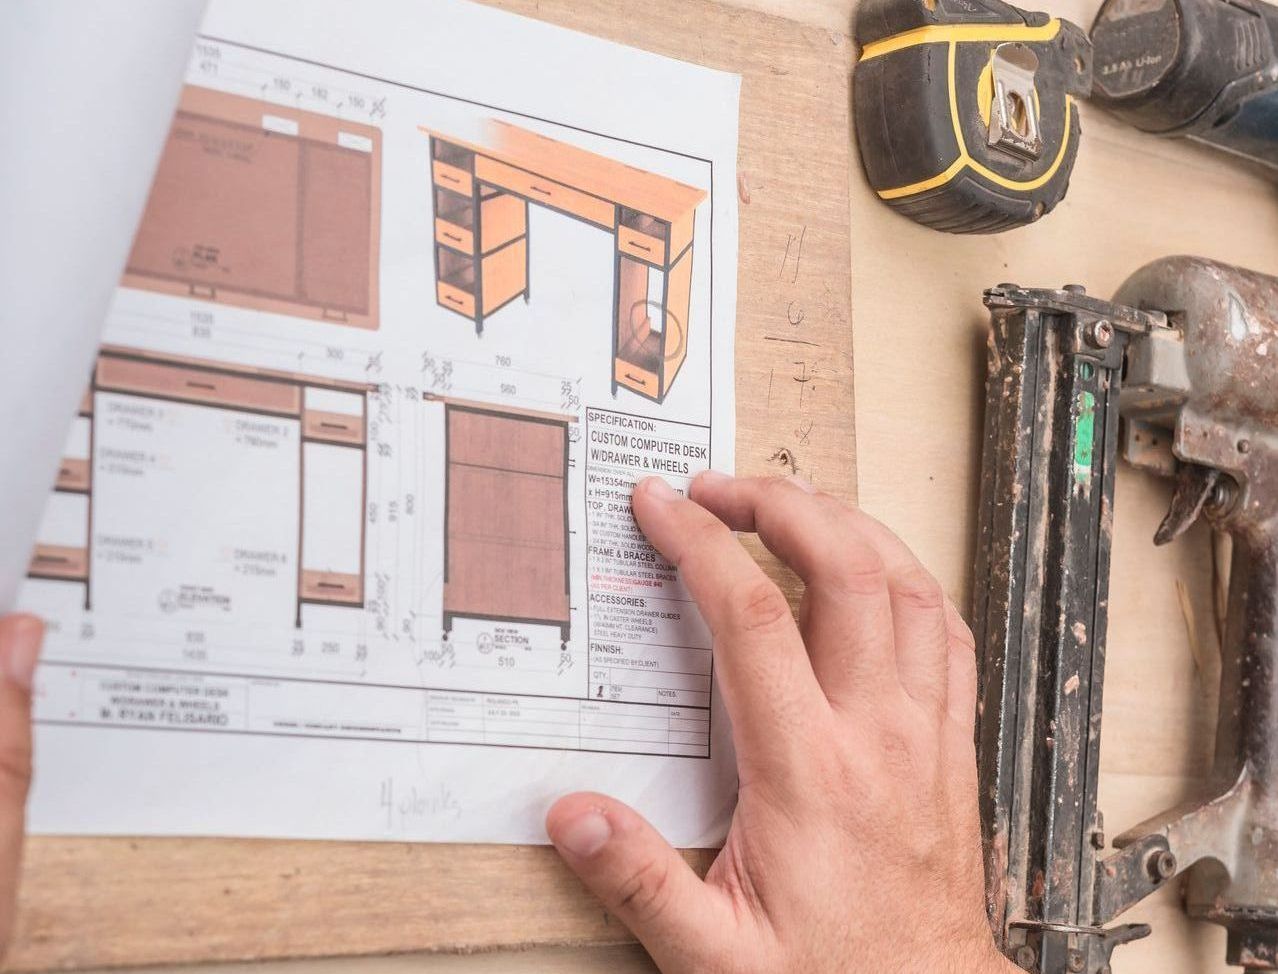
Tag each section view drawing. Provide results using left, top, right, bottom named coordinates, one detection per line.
left=421, top=119, right=706, bottom=403
left=29, top=346, right=377, bottom=625
left=125, top=86, right=383, bottom=329
left=433, top=396, right=574, bottom=646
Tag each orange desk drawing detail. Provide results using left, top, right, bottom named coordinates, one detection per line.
left=29, top=346, right=378, bottom=626
left=125, top=85, right=383, bottom=330
left=422, top=120, right=706, bottom=404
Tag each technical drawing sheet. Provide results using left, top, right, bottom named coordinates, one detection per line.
left=19, top=0, right=741, bottom=846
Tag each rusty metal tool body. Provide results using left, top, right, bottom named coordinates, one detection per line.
left=973, top=257, right=1278, bottom=973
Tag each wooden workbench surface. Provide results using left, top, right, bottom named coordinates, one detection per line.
left=12, top=0, right=1268, bottom=971
left=848, top=0, right=1273, bottom=971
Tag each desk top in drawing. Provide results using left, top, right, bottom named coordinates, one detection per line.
left=424, top=392, right=578, bottom=426
left=421, top=120, right=707, bottom=225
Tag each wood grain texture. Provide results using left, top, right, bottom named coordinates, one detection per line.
left=79, top=945, right=661, bottom=974
left=848, top=1, right=1278, bottom=971
left=4, top=0, right=855, bottom=970
left=12, top=838, right=713, bottom=971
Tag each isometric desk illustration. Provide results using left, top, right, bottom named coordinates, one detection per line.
left=422, top=119, right=707, bottom=403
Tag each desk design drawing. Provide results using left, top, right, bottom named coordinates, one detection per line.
left=125, top=85, right=383, bottom=330
left=17, top=20, right=736, bottom=862
left=424, top=120, right=706, bottom=403
left=29, top=346, right=375, bottom=626
left=437, top=398, right=574, bottom=647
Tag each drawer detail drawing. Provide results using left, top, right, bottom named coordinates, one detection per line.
left=423, top=120, right=706, bottom=404
left=29, top=347, right=376, bottom=626
left=124, top=86, right=383, bottom=329
left=436, top=397, right=574, bottom=647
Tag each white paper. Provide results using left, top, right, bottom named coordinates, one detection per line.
left=0, top=1, right=207, bottom=613
left=21, top=0, right=742, bottom=846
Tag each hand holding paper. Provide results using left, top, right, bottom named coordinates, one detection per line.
left=0, top=615, right=42, bottom=959
left=0, top=1, right=204, bottom=612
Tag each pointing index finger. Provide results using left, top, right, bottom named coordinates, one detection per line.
left=630, top=477, right=825, bottom=762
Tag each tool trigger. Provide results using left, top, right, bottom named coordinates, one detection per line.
left=1153, top=464, right=1221, bottom=546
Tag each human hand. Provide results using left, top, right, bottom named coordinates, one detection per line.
left=546, top=474, right=1013, bottom=974
left=0, top=613, right=42, bottom=960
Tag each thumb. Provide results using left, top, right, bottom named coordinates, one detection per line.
left=546, top=792, right=731, bottom=969
left=0, top=613, right=42, bottom=956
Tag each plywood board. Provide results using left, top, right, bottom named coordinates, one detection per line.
left=81, top=945, right=661, bottom=974
left=848, top=1, right=1278, bottom=971
left=4, top=1, right=855, bottom=969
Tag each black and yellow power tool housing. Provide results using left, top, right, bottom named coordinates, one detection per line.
left=854, top=0, right=1092, bottom=233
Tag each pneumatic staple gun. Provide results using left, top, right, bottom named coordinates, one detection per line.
left=972, top=257, right=1278, bottom=973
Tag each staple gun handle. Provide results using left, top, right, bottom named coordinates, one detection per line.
left=972, top=285, right=1158, bottom=974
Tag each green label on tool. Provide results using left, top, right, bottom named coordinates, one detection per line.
left=1074, top=391, right=1095, bottom=485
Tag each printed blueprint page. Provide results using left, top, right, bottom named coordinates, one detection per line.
left=20, top=0, right=740, bottom=846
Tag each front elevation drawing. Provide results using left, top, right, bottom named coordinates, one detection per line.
left=124, top=86, right=383, bottom=330
left=29, top=347, right=376, bottom=626
left=436, top=398, right=574, bottom=647
left=423, top=119, right=706, bottom=404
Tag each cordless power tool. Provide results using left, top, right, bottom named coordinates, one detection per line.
left=1091, top=0, right=1278, bottom=170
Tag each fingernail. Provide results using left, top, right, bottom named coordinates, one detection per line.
left=788, top=475, right=818, bottom=493
left=694, top=469, right=732, bottom=487
left=0, top=614, right=43, bottom=691
left=556, top=809, right=612, bottom=858
left=639, top=477, right=678, bottom=502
